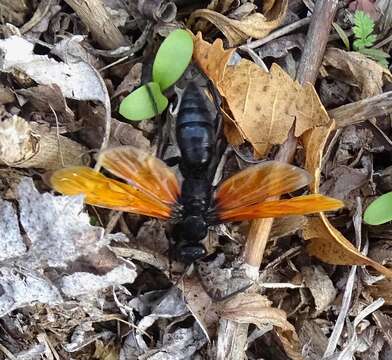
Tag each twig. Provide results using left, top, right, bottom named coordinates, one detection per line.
left=216, top=1, right=339, bottom=359
left=329, top=91, right=392, bottom=128
left=87, top=63, right=112, bottom=167
left=0, top=343, right=17, bottom=360
left=322, top=198, right=362, bottom=358
left=0, top=115, right=88, bottom=169
left=20, top=0, right=52, bottom=34
left=49, top=104, right=65, bottom=168
left=64, top=0, right=127, bottom=50
left=104, top=211, right=123, bottom=235
left=296, top=0, right=338, bottom=85
left=87, top=22, right=153, bottom=58
left=240, top=17, right=311, bottom=50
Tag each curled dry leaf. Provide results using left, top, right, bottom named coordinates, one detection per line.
left=219, top=293, right=302, bottom=359
left=302, top=266, right=337, bottom=315
left=322, top=48, right=392, bottom=99
left=18, top=83, right=75, bottom=125
left=193, top=35, right=330, bottom=156
left=188, top=0, right=288, bottom=46
left=302, top=121, right=335, bottom=192
left=301, top=123, right=392, bottom=278
left=182, top=277, right=219, bottom=339
left=0, top=36, right=106, bottom=102
left=60, top=264, right=137, bottom=297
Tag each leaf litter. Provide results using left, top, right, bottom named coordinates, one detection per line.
left=1, top=1, right=392, bottom=359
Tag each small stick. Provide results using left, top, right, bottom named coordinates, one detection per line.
left=240, top=17, right=311, bottom=50
left=0, top=115, right=88, bottom=170
left=329, top=91, right=392, bottom=128
left=216, top=1, right=339, bottom=359
left=64, top=0, right=127, bottom=50
left=296, top=0, right=338, bottom=85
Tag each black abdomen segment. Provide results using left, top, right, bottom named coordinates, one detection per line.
left=176, top=82, right=215, bottom=176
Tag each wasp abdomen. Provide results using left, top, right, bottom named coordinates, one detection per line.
left=177, top=82, right=215, bottom=173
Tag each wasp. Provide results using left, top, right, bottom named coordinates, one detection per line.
left=49, top=81, right=343, bottom=264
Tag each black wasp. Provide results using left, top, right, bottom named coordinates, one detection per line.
left=50, top=81, right=343, bottom=264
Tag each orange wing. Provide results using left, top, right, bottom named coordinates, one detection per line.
left=213, top=161, right=344, bottom=222
left=214, top=161, right=312, bottom=211
left=217, top=194, right=344, bottom=222
left=50, top=146, right=181, bottom=220
left=98, top=146, right=180, bottom=204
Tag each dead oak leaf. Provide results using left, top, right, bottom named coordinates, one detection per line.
left=188, top=0, right=288, bottom=46
left=302, top=124, right=392, bottom=279
left=322, top=48, right=392, bottom=99
left=192, top=32, right=236, bottom=87
left=221, top=61, right=330, bottom=156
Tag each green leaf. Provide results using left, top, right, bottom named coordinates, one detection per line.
left=364, top=192, right=392, bottom=225
left=333, top=22, right=350, bottom=50
left=353, top=10, right=376, bottom=50
left=353, top=35, right=376, bottom=50
left=358, top=47, right=390, bottom=68
left=119, top=82, right=168, bottom=121
left=353, top=10, right=375, bottom=40
left=152, top=29, right=193, bottom=91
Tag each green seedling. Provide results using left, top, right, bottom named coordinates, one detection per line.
left=334, top=10, right=390, bottom=68
left=364, top=191, right=392, bottom=225
left=119, top=29, right=194, bottom=121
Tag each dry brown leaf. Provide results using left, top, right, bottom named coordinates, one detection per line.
left=188, top=0, right=288, bottom=46
left=302, top=266, right=337, bottom=315
left=193, top=0, right=237, bottom=33
left=192, top=32, right=236, bottom=87
left=263, top=0, right=278, bottom=13
left=182, top=277, right=219, bottom=338
left=322, top=48, right=392, bottom=98
left=220, top=293, right=302, bottom=360
left=220, top=293, right=289, bottom=329
left=276, top=328, right=304, bottom=360
left=302, top=120, right=392, bottom=278
left=302, top=121, right=336, bottom=192
left=193, top=34, right=331, bottom=156
left=303, top=214, right=392, bottom=278
left=221, top=61, right=330, bottom=156
left=270, top=216, right=307, bottom=240
left=368, top=280, right=392, bottom=304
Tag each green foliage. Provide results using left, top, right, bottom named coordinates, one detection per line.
left=119, top=29, right=193, bottom=121
left=332, top=22, right=350, bottom=50
left=364, top=192, right=392, bottom=225
left=119, top=82, right=168, bottom=121
left=153, top=29, right=194, bottom=91
left=351, top=10, right=390, bottom=67
left=358, top=47, right=390, bottom=68
left=353, top=10, right=376, bottom=50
